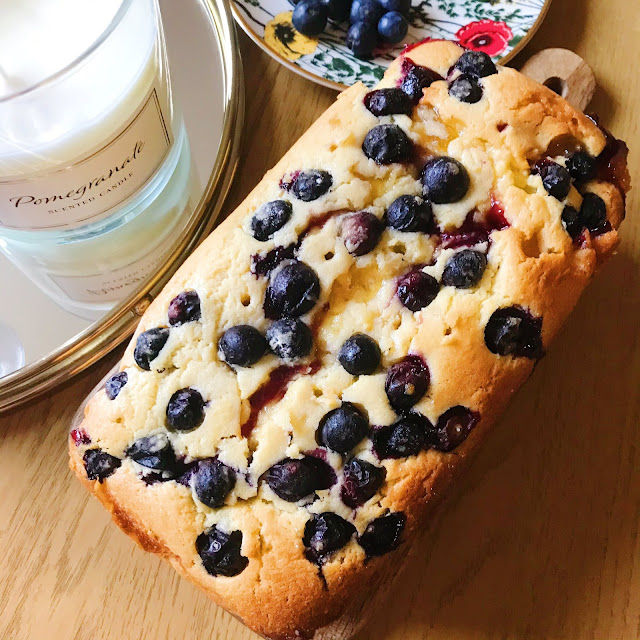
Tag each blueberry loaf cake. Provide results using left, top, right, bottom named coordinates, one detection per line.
left=69, top=41, right=629, bottom=640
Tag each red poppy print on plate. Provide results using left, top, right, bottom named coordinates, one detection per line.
left=456, top=20, right=514, bottom=57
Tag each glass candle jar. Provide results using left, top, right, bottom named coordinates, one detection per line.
left=0, top=0, right=195, bottom=318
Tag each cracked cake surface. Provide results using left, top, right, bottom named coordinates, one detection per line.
left=69, top=40, right=629, bottom=640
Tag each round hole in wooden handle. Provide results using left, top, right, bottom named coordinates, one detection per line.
left=520, top=48, right=597, bottom=112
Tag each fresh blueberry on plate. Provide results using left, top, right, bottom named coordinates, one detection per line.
left=292, top=0, right=328, bottom=36
left=350, top=0, right=383, bottom=25
left=377, top=11, right=408, bottom=44
left=346, top=21, right=378, bottom=58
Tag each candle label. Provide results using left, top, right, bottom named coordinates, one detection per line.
left=48, top=230, right=181, bottom=303
left=0, top=87, right=172, bottom=231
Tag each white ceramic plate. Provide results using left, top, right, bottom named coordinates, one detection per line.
left=232, top=0, right=551, bottom=90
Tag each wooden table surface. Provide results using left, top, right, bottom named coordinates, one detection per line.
left=2, top=1, right=639, bottom=638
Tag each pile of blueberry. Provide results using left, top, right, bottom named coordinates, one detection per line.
left=290, top=0, right=411, bottom=58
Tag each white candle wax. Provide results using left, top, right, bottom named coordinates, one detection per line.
left=0, top=0, right=123, bottom=98
left=0, top=0, right=163, bottom=173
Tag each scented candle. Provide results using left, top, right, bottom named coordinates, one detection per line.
left=0, top=0, right=194, bottom=317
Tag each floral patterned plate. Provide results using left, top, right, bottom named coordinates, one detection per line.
left=232, top=0, right=551, bottom=90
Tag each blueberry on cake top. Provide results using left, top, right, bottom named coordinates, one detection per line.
left=70, top=40, right=629, bottom=640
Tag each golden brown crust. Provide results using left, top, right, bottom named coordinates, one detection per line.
left=69, top=41, right=630, bottom=640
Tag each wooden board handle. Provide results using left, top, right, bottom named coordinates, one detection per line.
left=520, top=48, right=597, bottom=112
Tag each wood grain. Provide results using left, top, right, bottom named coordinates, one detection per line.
left=1, top=1, right=639, bottom=637
left=520, top=48, right=597, bottom=111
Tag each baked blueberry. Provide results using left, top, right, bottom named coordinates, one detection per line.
left=401, top=64, right=442, bottom=103
left=397, top=269, right=440, bottom=311
left=385, top=355, right=429, bottom=411
left=364, top=89, right=414, bottom=117
left=362, top=124, right=412, bottom=165
left=338, top=333, right=381, bottom=375
left=292, top=0, right=328, bottom=36
left=263, top=261, right=321, bottom=319
left=290, top=170, right=333, bottom=202
left=303, top=512, right=356, bottom=564
left=341, top=458, right=386, bottom=508
left=250, top=200, right=293, bottom=241
left=358, top=512, right=406, bottom=557
left=196, top=526, right=249, bottom=577
left=316, top=403, right=369, bottom=454
left=218, top=325, right=267, bottom=367
left=435, top=406, right=478, bottom=452
left=251, top=244, right=296, bottom=277
left=566, top=151, right=597, bottom=183
left=321, top=0, right=351, bottom=21
left=263, top=456, right=335, bottom=502
left=350, top=0, right=383, bottom=24
left=168, top=290, right=201, bottom=326
left=441, top=249, right=487, bottom=288
left=448, top=73, right=483, bottom=104
left=484, top=306, right=543, bottom=359
left=126, top=432, right=179, bottom=473
left=377, top=11, right=408, bottom=44
left=580, top=192, right=607, bottom=232
left=346, top=21, right=378, bottom=58
left=535, top=161, right=572, bottom=200
left=105, top=371, right=128, bottom=400
left=387, top=195, right=433, bottom=233
left=193, top=458, right=237, bottom=508
left=561, top=205, right=582, bottom=240
left=454, top=51, right=497, bottom=78
left=372, top=412, right=435, bottom=458
left=134, top=327, right=170, bottom=371
left=341, top=211, right=384, bottom=256
left=378, top=0, right=409, bottom=14
left=266, top=318, right=313, bottom=362
left=422, top=156, right=470, bottom=204
left=83, top=449, right=121, bottom=482
left=166, top=388, right=206, bottom=431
